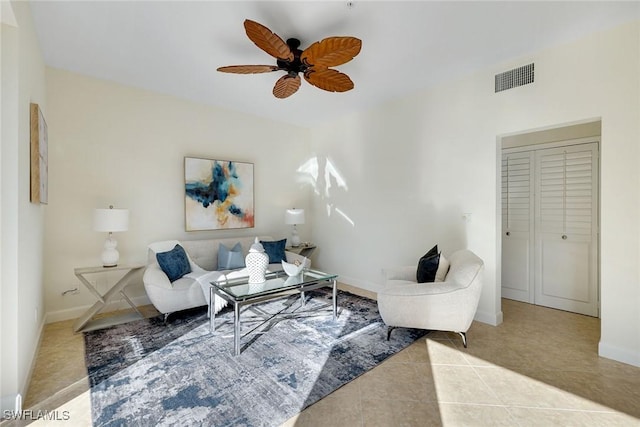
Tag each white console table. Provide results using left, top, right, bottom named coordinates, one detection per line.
left=72, top=264, right=144, bottom=332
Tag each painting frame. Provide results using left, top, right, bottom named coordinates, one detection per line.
left=30, top=103, right=48, bottom=204
left=184, top=157, right=255, bottom=231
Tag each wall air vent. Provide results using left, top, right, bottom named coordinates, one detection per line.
left=495, top=63, right=534, bottom=93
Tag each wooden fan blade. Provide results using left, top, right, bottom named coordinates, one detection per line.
left=244, top=19, right=294, bottom=62
left=273, top=74, right=301, bottom=99
left=301, top=37, right=362, bottom=67
left=304, top=68, right=354, bottom=93
left=217, top=65, right=280, bottom=74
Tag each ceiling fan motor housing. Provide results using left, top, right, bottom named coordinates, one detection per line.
left=277, top=38, right=307, bottom=75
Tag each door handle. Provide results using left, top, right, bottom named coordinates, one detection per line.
left=506, top=232, right=510, bottom=236
left=562, top=235, right=568, bottom=240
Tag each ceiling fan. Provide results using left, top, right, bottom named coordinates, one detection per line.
left=217, top=19, right=362, bottom=99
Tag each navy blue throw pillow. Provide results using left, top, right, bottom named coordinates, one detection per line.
left=416, top=245, right=440, bottom=283
left=260, top=239, right=287, bottom=264
left=156, top=244, right=191, bottom=282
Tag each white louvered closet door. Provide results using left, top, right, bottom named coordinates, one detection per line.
left=501, top=152, right=535, bottom=303
left=534, top=143, right=599, bottom=316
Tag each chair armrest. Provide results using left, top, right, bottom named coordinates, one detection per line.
left=382, top=266, right=416, bottom=282
left=285, top=251, right=311, bottom=268
left=380, top=280, right=466, bottom=297
left=143, top=264, right=172, bottom=289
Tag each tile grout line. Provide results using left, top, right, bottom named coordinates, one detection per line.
left=465, top=353, right=525, bottom=427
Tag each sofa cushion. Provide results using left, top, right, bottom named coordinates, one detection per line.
left=217, top=242, right=245, bottom=270
left=435, top=253, right=450, bottom=282
left=416, top=245, right=440, bottom=283
left=261, top=238, right=287, bottom=264
left=156, top=244, right=192, bottom=282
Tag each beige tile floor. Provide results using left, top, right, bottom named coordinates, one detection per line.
left=12, top=290, right=640, bottom=426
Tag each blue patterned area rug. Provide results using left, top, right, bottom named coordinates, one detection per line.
left=84, top=289, right=426, bottom=426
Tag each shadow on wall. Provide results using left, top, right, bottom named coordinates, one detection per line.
left=294, top=153, right=471, bottom=279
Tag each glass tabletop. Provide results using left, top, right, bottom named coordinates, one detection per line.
left=211, top=269, right=337, bottom=301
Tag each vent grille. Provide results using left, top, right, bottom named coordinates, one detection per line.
left=495, top=63, right=534, bottom=93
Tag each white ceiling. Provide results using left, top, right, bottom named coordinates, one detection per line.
left=29, top=1, right=640, bottom=127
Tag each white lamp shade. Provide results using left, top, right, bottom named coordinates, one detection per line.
left=94, top=208, right=129, bottom=232
left=285, top=208, right=305, bottom=225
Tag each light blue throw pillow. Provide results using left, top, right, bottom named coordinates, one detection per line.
left=156, top=244, right=191, bottom=282
left=218, top=242, right=245, bottom=270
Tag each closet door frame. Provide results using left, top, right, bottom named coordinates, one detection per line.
left=501, top=136, right=600, bottom=316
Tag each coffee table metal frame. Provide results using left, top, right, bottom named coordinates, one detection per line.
left=209, top=269, right=338, bottom=356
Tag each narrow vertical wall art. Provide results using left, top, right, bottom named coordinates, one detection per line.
left=30, top=103, right=48, bottom=204
left=184, top=157, right=255, bottom=231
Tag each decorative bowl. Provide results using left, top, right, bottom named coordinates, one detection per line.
left=284, top=275, right=302, bottom=286
left=281, top=259, right=305, bottom=277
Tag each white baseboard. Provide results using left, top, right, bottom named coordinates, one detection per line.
left=16, top=317, right=46, bottom=413
left=475, top=309, right=503, bottom=326
left=45, top=295, right=152, bottom=324
left=1, top=393, right=21, bottom=414
left=337, top=275, right=381, bottom=294
left=598, top=341, right=640, bottom=368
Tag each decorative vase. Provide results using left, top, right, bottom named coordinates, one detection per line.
left=245, top=237, right=269, bottom=283
left=248, top=282, right=265, bottom=294
left=281, top=259, right=306, bottom=277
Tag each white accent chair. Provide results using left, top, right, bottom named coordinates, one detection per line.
left=143, top=236, right=310, bottom=322
left=377, top=249, right=484, bottom=347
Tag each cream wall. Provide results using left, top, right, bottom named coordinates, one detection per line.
left=309, top=21, right=640, bottom=366
left=44, top=69, right=312, bottom=320
left=1, top=0, right=47, bottom=410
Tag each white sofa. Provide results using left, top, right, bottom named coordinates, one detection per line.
left=377, top=249, right=484, bottom=347
left=143, top=236, right=309, bottom=320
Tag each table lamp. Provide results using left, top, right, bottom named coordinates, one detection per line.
left=94, top=205, right=129, bottom=267
left=285, top=208, right=305, bottom=247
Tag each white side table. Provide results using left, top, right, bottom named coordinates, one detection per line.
left=72, top=264, right=145, bottom=332
left=286, top=243, right=317, bottom=258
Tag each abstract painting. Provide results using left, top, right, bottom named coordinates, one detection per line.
left=184, top=157, right=254, bottom=231
left=30, top=103, right=48, bottom=204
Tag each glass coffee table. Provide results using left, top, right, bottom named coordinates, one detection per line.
left=209, top=269, right=338, bottom=355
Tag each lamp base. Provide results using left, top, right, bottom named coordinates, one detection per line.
left=101, top=236, right=120, bottom=267
left=290, top=228, right=301, bottom=247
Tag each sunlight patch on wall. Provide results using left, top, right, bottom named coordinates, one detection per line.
left=297, top=156, right=348, bottom=197
left=335, top=207, right=355, bottom=227
left=298, top=155, right=355, bottom=227
left=297, top=157, right=319, bottom=189
left=323, top=158, right=348, bottom=197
